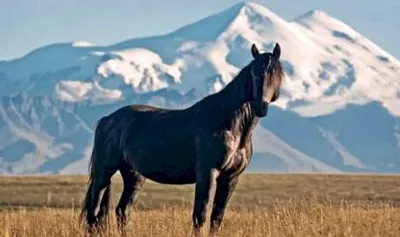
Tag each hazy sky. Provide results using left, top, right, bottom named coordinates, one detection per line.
left=1, top=0, right=399, bottom=60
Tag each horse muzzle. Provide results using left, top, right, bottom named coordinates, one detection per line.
left=252, top=101, right=269, bottom=117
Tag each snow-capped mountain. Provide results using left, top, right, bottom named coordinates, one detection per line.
left=0, top=2, right=399, bottom=174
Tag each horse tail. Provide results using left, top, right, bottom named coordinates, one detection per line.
left=80, top=116, right=110, bottom=225
left=88, top=117, right=109, bottom=176
left=80, top=181, right=93, bottom=225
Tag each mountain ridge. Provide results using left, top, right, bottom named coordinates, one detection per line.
left=1, top=2, right=398, bottom=117
left=0, top=1, right=399, bottom=174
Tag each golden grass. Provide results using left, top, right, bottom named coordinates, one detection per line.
left=1, top=173, right=400, bottom=236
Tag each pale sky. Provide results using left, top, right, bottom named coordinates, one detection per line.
left=1, top=0, right=399, bottom=60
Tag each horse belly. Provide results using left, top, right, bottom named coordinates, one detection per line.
left=140, top=165, right=196, bottom=185
left=125, top=142, right=197, bottom=185
left=122, top=117, right=198, bottom=184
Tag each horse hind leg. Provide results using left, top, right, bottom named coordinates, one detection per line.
left=94, top=182, right=112, bottom=226
left=81, top=167, right=117, bottom=232
left=80, top=115, right=123, bottom=233
left=115, top=162, right=146, bottom=233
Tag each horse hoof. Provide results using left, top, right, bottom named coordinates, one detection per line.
left=192, top=227, right=201, bottom=237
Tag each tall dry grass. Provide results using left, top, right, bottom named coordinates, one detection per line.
left=1, top=174, right=400, bottom=236
left=1, top=200, right=399, bottom=237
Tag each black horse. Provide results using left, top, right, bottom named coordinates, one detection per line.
left=80, top=42, right=284, bottom=234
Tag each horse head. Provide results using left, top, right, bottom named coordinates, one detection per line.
left=248, top=43, right=284, bottom=117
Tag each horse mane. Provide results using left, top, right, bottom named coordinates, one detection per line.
left=267, top=57, right=285, bottom=92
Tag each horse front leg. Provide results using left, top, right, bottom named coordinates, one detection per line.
left=209, top=175, right=239, bottom=234
left=192, top=169, right=215, bottom=235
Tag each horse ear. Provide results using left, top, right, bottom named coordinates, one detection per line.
left=251, top=44, right=260, bottom=59
left=273, top=43, right=281, bottom=59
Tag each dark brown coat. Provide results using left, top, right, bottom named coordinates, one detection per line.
left=80, top=42, right=284, bottom=234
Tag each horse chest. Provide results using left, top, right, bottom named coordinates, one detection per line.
left=220, top=147, right=251, bottom=175
left=223, top=131, right=241, bottom=153
left=223, top=128, right=252, bottom=152
left=219, top=131, right=252, bottom=174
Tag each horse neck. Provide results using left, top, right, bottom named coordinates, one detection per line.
left=218, top=67, right=251, bottom=108
left=199, top=65, right=258, bottom=129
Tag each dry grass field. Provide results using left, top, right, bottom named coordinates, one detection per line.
left=1, top=173, right=400, bottom=236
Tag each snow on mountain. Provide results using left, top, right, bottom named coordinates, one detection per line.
left=1, top=2, right=399, bottom=116
left=0, top=2, right=399, bottom=174
left=290, top=9, right=400, bottom=117
left=72, top=41, right=96, bottom=47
